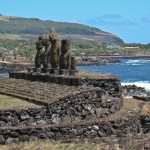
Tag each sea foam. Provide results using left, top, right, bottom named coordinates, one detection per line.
left=121, top=81, right=150, bottom=91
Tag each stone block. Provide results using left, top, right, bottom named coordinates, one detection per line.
left=59, top=69, right=70, bottom=75
left=50, top=68, right=59, bottom=75
left=69, top=70, right=78, bottom=76
left=27, top=67, right=34, bottom=73
left=34, top=68, right=41, bottom=73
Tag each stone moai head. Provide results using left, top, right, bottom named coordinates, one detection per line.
left=61, top=39, right=71, bottom=53
left=36, top=40, right=43, bottom=50
left=49, top=28, right=58, bottom=41
left=44, top=39, right=51, bottom=48
left=36, top=35, right=47, bottom=50
left=38, top=35, right=45, bottom=41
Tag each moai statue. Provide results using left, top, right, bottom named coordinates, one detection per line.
left=43, top=38, right=51, bottom=68
left=71, top=56, right=77, bottom=70
left=59, top=39, right=72, bottom=69
left=35, top=36, right=45, bottom=68
left=49, top=28, right=61, bottom=68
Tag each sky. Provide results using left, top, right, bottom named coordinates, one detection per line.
left=0, top=0, right=150, bottom=44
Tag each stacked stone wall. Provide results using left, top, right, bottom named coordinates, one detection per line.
left=0, top=107, right=141, bottom=144
left=9, top=72, right=82, bottom=86
left=0, top=88, right=123, bottom=126
left=140, top=115, right=150, bottom=133
left=82, top=77, right=122, bottom=98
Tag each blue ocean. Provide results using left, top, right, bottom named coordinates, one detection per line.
left=0, top=74, right=9, bottom=78
left=78, top=58, right=150, bottom=90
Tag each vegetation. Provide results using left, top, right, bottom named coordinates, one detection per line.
left=0, top=38, right=35, bottom=59
left=0, top=15, right=124, bottom=44
left=0, top=16, right=108, bottom=36
left=77, top=71, right=112, bottom=78
left=0, top=140, right=118, bottom=150
left=74, top=43, right=150, bottom=56
left=1, top=37, right=150, bottom=59
left=123, top=98, right=150, bottom=115
left=123, top=43, right=150, bottom=50
left=0, top=135, right=149, bottom=150
left=0, top=94, right=38, bottom=109
left=1, top=15, right=149, bottom=57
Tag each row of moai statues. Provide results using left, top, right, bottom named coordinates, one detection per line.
left=35, top=28, right=76, bottom=74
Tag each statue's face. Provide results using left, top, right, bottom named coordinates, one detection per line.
left=61, top=40, right=70, bottom=52
left=44, top=40, right=51, bottom=48
left=36, top=41, right=43, bottom=50
left=49, top=36, right=56, bottom=42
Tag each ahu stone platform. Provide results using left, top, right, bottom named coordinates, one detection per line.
left=0, top=72, right=149, bottom=145
left=0, top=77, right=123, bottom=126
left=9, top=71, right=122, bottom=98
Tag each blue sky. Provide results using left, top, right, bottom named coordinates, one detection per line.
left=0, top=0, right=150, bottom=44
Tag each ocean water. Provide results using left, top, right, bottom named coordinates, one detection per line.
left=0, top=73, right=9, bottom=78
left=77, top=58, right=150, bottom=91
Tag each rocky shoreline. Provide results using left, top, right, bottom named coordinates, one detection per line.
left=0, top=58, right=121, bottom=73
left=0, top=63, right=32, bottom=73
left=77, top=57, right=121, bottom=66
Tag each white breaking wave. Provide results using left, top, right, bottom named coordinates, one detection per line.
left=121, top=81, right=150, bottom=91
left=126, top=60, right=140, bottom=63
left=125, top=59, right=150, bottom=64
left=131, top=64, right=142, bottom=66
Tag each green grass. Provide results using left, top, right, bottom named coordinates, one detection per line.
left=123, top=98, right=150, bottom=115
left=0, top=140, right=120, bottom=150
left=0, top=136, right=149, bottom=150
left=0, top=94, right=38, bottom=109
left=77, top=70, right=113, bottom=78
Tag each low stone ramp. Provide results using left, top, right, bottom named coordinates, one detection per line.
left=0, top=106, right=142, bottom=144
left=9, top=72, right=122, bottom=98
left=0, top=77, right=84, bottom=106
left=0, top=77, right=122, bottom=127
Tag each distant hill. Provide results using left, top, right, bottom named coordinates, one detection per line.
left=0, top=15, right=124, bottom=44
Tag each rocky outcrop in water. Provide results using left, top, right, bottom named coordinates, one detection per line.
left=122, top=84, right=150, bottom=99
left=77, top=57, right=121, bottom=66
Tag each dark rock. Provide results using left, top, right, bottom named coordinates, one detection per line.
left=50, top=127, right=59, bottom=132
left=55, top=132, right=63, bottom=140
left=96, top=108, right=103, bottom=117
left=5, top=137, right=19, bottom=144
left=60, top=128, right=68, bottom=134
left=10, top=131, right=19, bottom=138
left=29, top=136, right=38, bottom=142
left=38, top=133, right=47, bottom=139
left=18, top=135, right=29, bottom=142
left=47, top=132, right=55, bottom=138
left=0, top=135, right=5, bottom=144
left=98, top=131, right=106, bottom=137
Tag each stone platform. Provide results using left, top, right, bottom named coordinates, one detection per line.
left=9, top=71, right=122, bottom=98
left=0, top=77, right=123, bottom=126
left=0, top=106, right=142, bottom=144
left=0, top=72, right=149, bottom=145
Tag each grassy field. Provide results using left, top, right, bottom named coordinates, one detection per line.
left=0, top=94, right=39, bottom=109
left=0, top=135, right=149, bottom=150
left=0, top=140, right=109, bottom=150
left=77, top=70, right=113, bottom=78
left=123, top=98, right=150, bottom=115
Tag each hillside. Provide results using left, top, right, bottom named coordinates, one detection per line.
left=0, top=15, right=123, bottom=44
